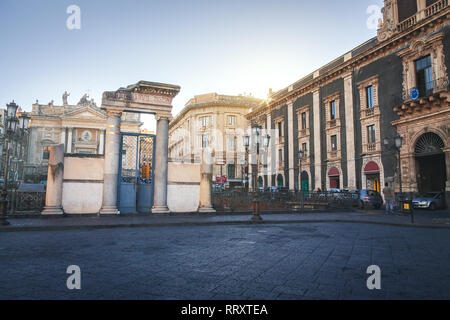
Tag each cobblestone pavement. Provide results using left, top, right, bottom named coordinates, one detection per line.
left=0, top=223, right=449, bottom=300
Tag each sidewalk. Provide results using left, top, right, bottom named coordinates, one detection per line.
left=1, top=209, right=449, bottom=232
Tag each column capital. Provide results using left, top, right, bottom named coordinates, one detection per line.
left=155, top=113, right=173, bottom=122
left=106, top=110, right=123, bottom=118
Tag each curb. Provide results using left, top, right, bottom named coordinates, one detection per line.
left=1, top=218, right=450, bottom=232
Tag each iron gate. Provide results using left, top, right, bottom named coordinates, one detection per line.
left=118, top=133, right=156, bottom=214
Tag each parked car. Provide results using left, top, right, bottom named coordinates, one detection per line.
left=356, top=189, right=383, bottom=209
left=412, top=192, right=446, bottom=210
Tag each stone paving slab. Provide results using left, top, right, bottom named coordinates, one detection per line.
left=1, top=222, right=449, bottom=300
left=0, top=209, right=449, bottom=232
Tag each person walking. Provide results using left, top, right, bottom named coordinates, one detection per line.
left=383, top=182, right=394, bottom=214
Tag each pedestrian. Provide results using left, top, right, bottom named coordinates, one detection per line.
left=383, top=182, right=394, bottom=214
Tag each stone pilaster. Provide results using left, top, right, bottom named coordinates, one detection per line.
left=287, top=102, right=295, bottom=190
left=267, top=113, right=272, bottom=187
left=445, top=150, right=450, bottom=208
left=312, top=89, right=322, bottom=190
left=42, top=144, right=65, bottom=216
left=152, top=115, right=171, bottom=214
left=100, top=111, right=122, bottom=215
left=344, top=73, right=357, bottom=189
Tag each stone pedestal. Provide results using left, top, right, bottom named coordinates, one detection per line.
left=152, top=116, right=170, bottom=214
left=100, top=111, right=121, bottom=215
left=198, top=151, right=216, bottom=213
left=42, top=144, right=65, bottom=216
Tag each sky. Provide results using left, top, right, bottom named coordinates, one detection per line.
left=0, top=0, right=384, bottom=130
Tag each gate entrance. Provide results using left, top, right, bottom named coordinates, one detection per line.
left=118, top=133, right=156, bottom=214
left=414, top=133, right=446, bottom=193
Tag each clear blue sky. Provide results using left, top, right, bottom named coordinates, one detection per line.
left=0, top=0, right=383, bottom=129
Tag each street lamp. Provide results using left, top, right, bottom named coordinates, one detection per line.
left=249, top=127, right=270, bottom=222
left=243, top=134, right=250, bottom=190
left=1, top=101, right=19, bottom=225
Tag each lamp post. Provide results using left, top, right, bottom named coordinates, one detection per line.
left=1, top=101, right=19, bottom=225
left=298, top=149, right=305, bottom=212
left=243, top=134, right=250, bottom=191
left=244, top=127, right=270, bottom=222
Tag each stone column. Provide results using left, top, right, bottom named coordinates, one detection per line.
left=60, top=128, right=66, bottom=149
left=312, top=89, right=322, bottom=190
left=199, top=150, right=216, bottom=213
left=67, top=129, right=73, bottom=153
left=287, top=101, right=295, bottom=190
left=42, top=144, right=65, bottom=216
left=100, top=111, right=122, bottom=215
left=99, top=130, right=105, bottom=155
left=152, top=116, right=171, bottom=214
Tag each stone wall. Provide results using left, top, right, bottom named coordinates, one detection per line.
left=167, top=161, right=201, bottom=213
left=62, top=154, right=104, bottom=214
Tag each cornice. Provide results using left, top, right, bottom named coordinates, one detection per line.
left=265, top=8, right=450, bottom=111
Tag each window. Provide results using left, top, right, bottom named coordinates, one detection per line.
left=415, top=55, right=433, bottom=97
left=302, top=142, right=307, bottom=153
left=228, top=136, right=235, bottom=150
left=201, top=134, right=208, bottom=148
left=279, top=149, right=283, bottom=164
left=366, top=86, right=374, bottom=108
left=278, top=122, right=283, bottom=137
left=227, top=164, right=236, bottom=179
left=331, top=135, right=338, bottom=151
left=301, top=112, right=307, bottom=130
left=43, top=146, right=50, bottom=160
left=330, top=101, right=336, bottom=120
left=367, top=125, right=376, bottom=144
left=200, top=116, right=210, bottom=127
left=227, top=115, right=236, bottom=126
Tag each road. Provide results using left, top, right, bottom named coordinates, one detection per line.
left=0, top=222, right=449, bottom=299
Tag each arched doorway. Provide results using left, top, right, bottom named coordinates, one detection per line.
left=364, top=161, right=381, bottom=193
left=328, top=167, right=340, bottom=189
left=277, top=174, right=284, bottom=187
left=258, top=176, right=264, bottom=189
left=414, top=132, right=446, bottom=193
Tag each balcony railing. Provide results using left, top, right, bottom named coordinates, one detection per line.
left=402, top=77, right=450, bottom=101
left=367, top=143, right=377, bottom=152
left=277, top=136, right=285, bottom=145
left=397, top=0, right=448, bottom=33
left=328, top=119, right=337, bottom=128
left=397, top=15, right=417, bottom=33
left=425, top=0, right=448, bottom=18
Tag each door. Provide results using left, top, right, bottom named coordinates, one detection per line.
left=118, top=133, right=156, bottom=214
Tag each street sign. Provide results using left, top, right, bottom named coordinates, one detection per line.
left=411, top=88, right=419, bottom=101
left=215, top=176, right=227, bottom=184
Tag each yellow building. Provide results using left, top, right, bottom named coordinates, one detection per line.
left=169, top=93, right=263, bottom=187
left=25, top=93, right=142, bottom=181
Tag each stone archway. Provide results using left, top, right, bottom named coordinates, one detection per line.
left=414, top=132, right=447, bottom=194
left=99, top=81, right=180, bottom=215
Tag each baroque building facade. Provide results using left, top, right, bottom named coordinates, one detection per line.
left=246, top=0, right=450, bottom=205
left=168, top=93, right=263, bottom=187
left=25, top=94, right=142, bottom=181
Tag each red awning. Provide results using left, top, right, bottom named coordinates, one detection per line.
left=328, top=167, right=339, bottom=177
left=364, top=161, right=380, bottom=174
